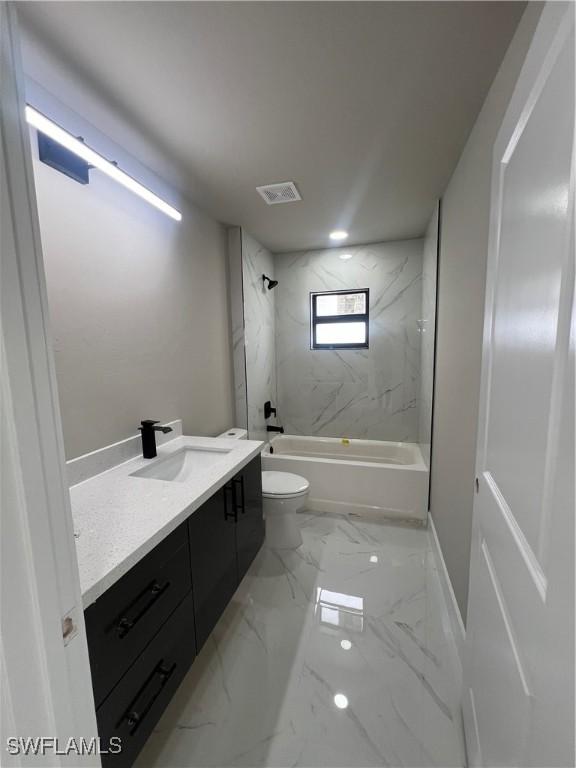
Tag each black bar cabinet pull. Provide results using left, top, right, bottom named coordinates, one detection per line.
left=223, top=481, right=237, bottom=521
left=234, top=475, right=245, bottom=514
left=123, top=660, right=177, bottom=734
left=114, top=579, right=171, bottom=639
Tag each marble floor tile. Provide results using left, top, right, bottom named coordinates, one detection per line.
left=136, top=511, right=466, bottom=768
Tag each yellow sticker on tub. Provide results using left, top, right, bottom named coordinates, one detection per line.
left=341, top=438, right=350, bottom=445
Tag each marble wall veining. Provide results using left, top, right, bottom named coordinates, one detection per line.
left=418, top=205, right=440, bottom=469
left=241, top=230, right=279, bottom=442
left=274, top=240, right=423, bottom=441
left=228, top=227, right=249, bottom=431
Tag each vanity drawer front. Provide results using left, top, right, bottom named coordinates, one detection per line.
left=85, top=522, right=192, bottom=707
left=97, top=592, right=196, bottom=768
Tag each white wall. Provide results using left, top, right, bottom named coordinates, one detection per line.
left=430, top=3, right=543, bottom=620
left=274, top=240, right=423, bottom=441
left=417, top=203, right=439, bottom=470
left=28, top=96, right=234, bottom=459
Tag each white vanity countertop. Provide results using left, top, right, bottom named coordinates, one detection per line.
left=69, top=435, right=264, bottom=608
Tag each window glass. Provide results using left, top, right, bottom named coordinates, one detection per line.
left=315, top=321, right=367, bottom=346
left=311, top=289, right=369, bottom=349
left=315, top=292, right=366, bottom=317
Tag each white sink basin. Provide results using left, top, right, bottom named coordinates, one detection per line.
left=131, top=446, right=232, bottom=483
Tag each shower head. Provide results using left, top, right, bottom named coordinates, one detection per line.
left=262, top=274, right=278, bottom=290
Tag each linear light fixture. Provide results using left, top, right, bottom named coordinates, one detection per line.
left=25, top=106, right=182, bottom=221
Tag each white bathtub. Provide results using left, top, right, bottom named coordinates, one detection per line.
left=262, top=435, right=429, bottom=522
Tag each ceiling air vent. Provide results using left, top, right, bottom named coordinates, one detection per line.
left=256, top=181, right=301, bottom=205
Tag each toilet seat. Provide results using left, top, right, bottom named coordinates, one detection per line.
left=262, top=471, right=309, bottom=499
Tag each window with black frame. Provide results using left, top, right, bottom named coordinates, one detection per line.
left=310, top=289, right=369, bottom=350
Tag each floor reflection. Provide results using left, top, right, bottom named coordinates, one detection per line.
left=136, top=510, right=466, bottom=768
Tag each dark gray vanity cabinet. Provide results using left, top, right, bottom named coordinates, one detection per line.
left=188, top=456, right=265, bottom=650
left=85, top=454, right=263, bottom=767
left=96, top=594, right=196, bottom=768
left=85, top=522, right=192, bottom=709
left=235, top=458, right=265, bottom=580
left=188, top=481, right=238, bottom=651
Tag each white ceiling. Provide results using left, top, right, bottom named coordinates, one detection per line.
left=18, top=2, right=525, bottom=252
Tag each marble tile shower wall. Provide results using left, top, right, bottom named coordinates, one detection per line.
left=418, top=206, right=439, bottom=468
left=241, top=231, right=278, bottom=443
left=228, top=227, right=248, bottom=431
left=274, top=240, right=423, bottom=441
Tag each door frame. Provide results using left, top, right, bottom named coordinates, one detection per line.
left=1, top=4, right=99, bottom=764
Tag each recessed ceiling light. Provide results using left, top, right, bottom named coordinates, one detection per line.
left=339, top=253, right=353, bottom=260
left=340, top=639, right=352, bottom=650
left=334, top=693, right=349, bottom=709
left=369, top=555, right=378, bottom=563
left=330, top=230, right=348, bottom=241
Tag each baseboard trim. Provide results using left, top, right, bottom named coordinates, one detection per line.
left=429, top=513, right=466, bottom=663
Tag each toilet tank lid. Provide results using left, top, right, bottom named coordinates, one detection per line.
left=262, top=471, right=309, bottom=496
left=217, top=428, right=248, bottom=439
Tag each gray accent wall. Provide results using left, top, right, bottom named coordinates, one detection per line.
left=430, top=3, right=543, bottom=621
left=274, top=240, right=423, bottom=441
left=31, top=105, right=234, bottom=459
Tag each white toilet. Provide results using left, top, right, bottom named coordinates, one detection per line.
left=218, top=429, right=309, bottom=549
left=262, top=471, right=309, bottom=549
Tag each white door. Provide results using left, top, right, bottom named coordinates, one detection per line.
left=463, top=3, right=575, bottom=767
left=463, top=4, right=575, bottom=767
left=1, top=4, right=99, bottom=764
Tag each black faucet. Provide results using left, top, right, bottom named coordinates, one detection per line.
left=266, top=425, right=284, bottom=434
left=139, top=420, right=173, bottom=459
